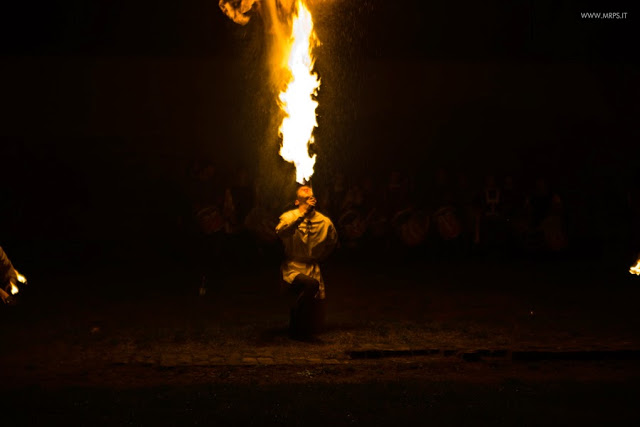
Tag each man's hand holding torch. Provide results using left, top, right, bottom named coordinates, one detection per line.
left=1, top=268, right=26, bottom=305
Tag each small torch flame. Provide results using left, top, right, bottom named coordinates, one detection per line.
left=10, top=272, right=27, bottom=296
left=630, top=259, right=640, bottom=276
left=278, top=0, right=320, bottom=184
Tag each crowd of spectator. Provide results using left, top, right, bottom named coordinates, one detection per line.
left=2, top=154, right=639, bottom=280
left=180, top=160, right=596, bottom=277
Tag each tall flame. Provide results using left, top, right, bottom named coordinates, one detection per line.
left=277, top=0, right=320, bottom=184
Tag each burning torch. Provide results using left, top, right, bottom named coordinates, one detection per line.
left=1, top=246, right=27, bottom=305
left=0, top=271, right=27, bottom=306
left=12, top=271, right=27, bottom=295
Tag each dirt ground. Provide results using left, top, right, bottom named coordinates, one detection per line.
left=2, top=362, right=640, bottom=426
left=1, top=252, right=640, bottom=424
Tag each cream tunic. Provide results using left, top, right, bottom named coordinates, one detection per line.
left=275, top=209, right=338, bottom=299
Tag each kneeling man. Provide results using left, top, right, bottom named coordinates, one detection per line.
left=276, top=186, right=338, bottom=339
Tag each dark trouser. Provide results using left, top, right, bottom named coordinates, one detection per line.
left=288, top=274, right=324, bottom=338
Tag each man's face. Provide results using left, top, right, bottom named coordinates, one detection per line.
left=296, top=187, right=314, bottom=206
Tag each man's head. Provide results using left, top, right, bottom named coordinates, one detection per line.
left=295, top=186, right=314, bottom=207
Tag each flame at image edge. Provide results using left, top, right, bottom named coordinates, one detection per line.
left=630, top=259, right=640, bottom=276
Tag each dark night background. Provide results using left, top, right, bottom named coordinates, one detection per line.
left=0, top=0, right=638, bottom=275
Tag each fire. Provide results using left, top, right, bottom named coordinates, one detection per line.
left=277, top=0, right=320, bottom=184
left=10, top=272, right=27, bottom=295
left=630, top=259, right=640, bottom=276
left=218, top=0, right=322, bottom=184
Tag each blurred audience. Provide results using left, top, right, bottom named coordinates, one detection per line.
left=173, top=156, right=635, bottom=272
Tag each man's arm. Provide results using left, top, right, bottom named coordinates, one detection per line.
left=275, top=211, right=305, bottom=238
left=316, top=220, right=339, bottom=262
left=326, top=221, right=338, bottom=253
left=0, top=246, right=18, bottom=304
left=0, top=246, right=17, bottom=285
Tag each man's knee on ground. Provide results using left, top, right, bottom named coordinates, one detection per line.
left=292, top=274, right=319, bottom=295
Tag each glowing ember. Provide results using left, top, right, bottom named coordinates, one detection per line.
left=277, top=0, right=320, bottom=184
left=10, top=282, right=19, bottom=295
left=630, top=259, right=640, bottom=276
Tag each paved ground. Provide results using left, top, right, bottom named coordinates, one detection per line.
left=1, top=252, right=640, bottom=424
left=2, top=253, right=639, bottom=374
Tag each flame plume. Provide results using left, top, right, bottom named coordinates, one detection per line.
left=630, top=259, right=640, bottom=276
left=219, top=0, right=321, bottom=184
left=277, top=1, right=320, bottom=184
